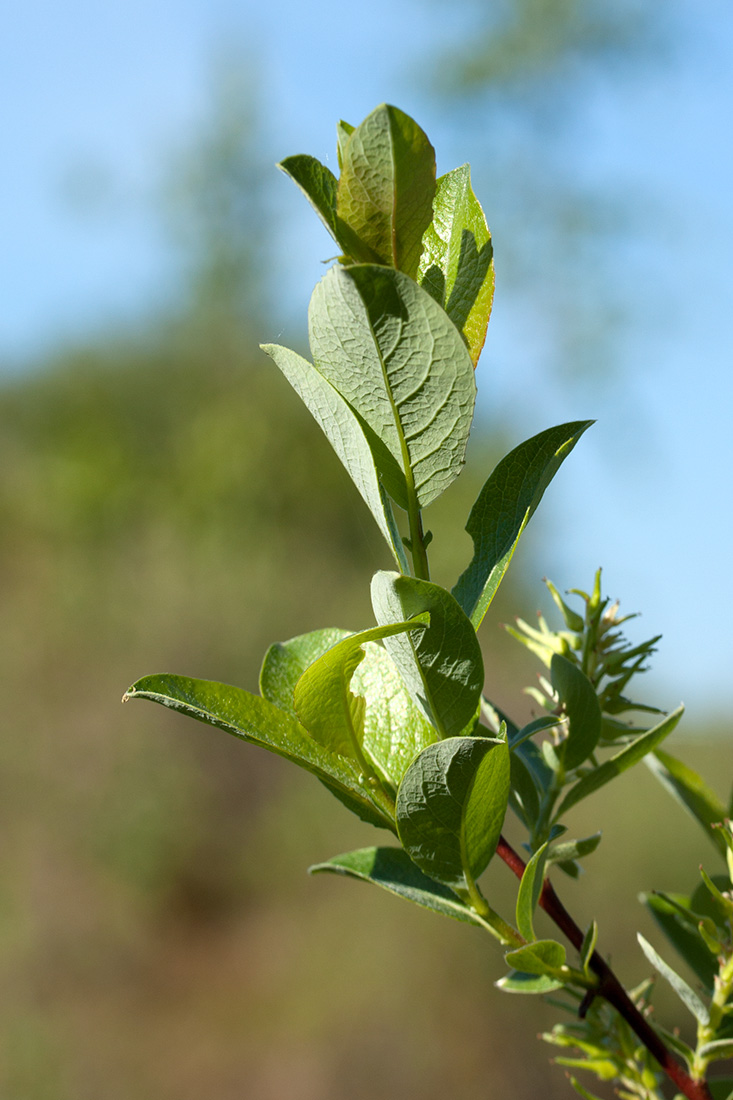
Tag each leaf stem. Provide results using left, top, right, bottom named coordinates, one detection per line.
left=495, top=835, right=713, bottom=1100
left=409, top=508, right=431, bottom=580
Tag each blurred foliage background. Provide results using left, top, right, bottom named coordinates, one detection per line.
left=3, top=3, right=731, bottom=1098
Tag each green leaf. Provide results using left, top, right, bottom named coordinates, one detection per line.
left=261, top=343, right=408, bottom=571
left=123, top=674, right=396, bottom=830
left=260, top=627, right=349, bottom=716
left=371, top=571, right=484, bottom=738
left=515, top=841, right=549, bottom=942
left=309, top=846, right=488, bottom=927
left=646, top=749, right=728, bottom=857
left=505, top=939, right=567, bottom=977
left=642, top=892, right=718, bottom=991
left=293, top=617, right=429, bottom=774
left=554, top=705, right=684, bottom=819
left=637, top=934, right=710, bottom=1024
left=698, top=1039, right=733, bottom=1062
left=708, top=1079, right=733, bottom=1100
left=453, top=422, right=593, bottom=629
left=551, top=655, right=602, bottom=770
left=546, top=832, right=602, bottom=867
left=417, top=164, right=494, bottom=365
left=261, top=627, right=441, bottom=790
left=309, top=263, right=476, bottom=509
left=579, top=920, right=598, bottom=976
left=496, top=970, right=564, bottom=995
left=509, top=750, right=540, bottom=828
left=278, top=155, right=339, bottom=243
left=396, top=736, right=509, bottom=892
left=336, top=103, right=436, bottom=278
left=335, top=119, right=354, bottom=170
left=509, top=714, right=560, bottom=750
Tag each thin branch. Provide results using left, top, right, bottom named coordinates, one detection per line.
left=496, top=835, right=713, bottom=1100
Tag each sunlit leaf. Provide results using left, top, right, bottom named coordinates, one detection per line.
left=278, top=154, right=339, bottom=242
left=453, top=422, right=592, bottom=629
left=505, top=939, right=567, bottom=977
left=396, top=736, right=509, bottom=892
left=637, top=934, right=710, bottom=1024
left=371, top=570, right=484, bottom=738
left=646, top=749, right=728, bottom=857
left=551, top=654, right=601, bottom=770
left=515, top=841, right=549, bottom=942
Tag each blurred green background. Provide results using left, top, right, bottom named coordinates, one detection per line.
left=3, top=3, right=732, bottom=1098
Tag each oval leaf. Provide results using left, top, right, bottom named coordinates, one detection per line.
left=418, top=164, right=494, bottom=365
left=505, top=939, right=567, bottom=977
left=336, top=103, right=436, bottom=278
left=396, top=736, right=509, bottom=892
left=371, top=570, right=484, bottom=738
left=515, top=841, right=549, bottom=943
left=309, top=264, right=476, bottom=509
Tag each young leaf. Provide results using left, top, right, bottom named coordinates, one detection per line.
left=509, top=750, right=541, bottom=829
left=277, top=155, right=339, bottom=244
left=546, top=833, right=603, bottom=867
left=579, top=921, right=598, bottom=976
left=505, top=939, right=567, bottom=976
left=123, top=674, right=396, bottom=830
left=336, top=103, right=436, bottom=278
left=551, top=654, right=602, bottom=771
left=396, top=736, right=510, bottom=892
left=418, top=164, right=494, bottom=365
left=697, top=1039, right=733, bottom=1062
left=371, top=571, right=484, bottom=738
left=293, top=617, right=429, bottom=771
left=262, top=628, right=441, bottom=788
left=309, top=846, right=489, bottom=927
left=637, top=934, right=711, bottom=1024
left=308, top=264, right=477, bottom=509
left=515, top=841, right=549, bottom=942
left=261, top=343, right=408, bottom=571
left=646, top=749, right=728, bottom=858
left=452, top=421, right=593, bottom=629
left=509, top=714, right=560, bottom=750
left=496, top=971, right=564, bottom=995
left=554, top=705, right=684, bottom=819
left=336, top=119, right=354, bottom=170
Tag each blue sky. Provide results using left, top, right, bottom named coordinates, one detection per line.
left=3, top=2, right=732, bottom=716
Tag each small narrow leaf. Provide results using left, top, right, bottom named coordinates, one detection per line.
left=554, top=706, right=684, bottom=819
left=418, top=164, right=494, bottom=365
left=547, top=833, right=603, bottom=867
left=336, top=103, right=436, bottom=277
left=396, top=736, right=510, bottom=892
left=551, top=655, right=602, bottom=771
left=123, top=675, right=395, bottom=830
left=293, top=617, right=429, bottom=767
left=637, top=934, right=710, bottom=1024
left=496, top=971, right=564, bottom=995
left=515, top=842, right=549, bottom=942
left=308, top=263, right=476, bottom=509
left=336, top=119, right=354, bottom=170
left=646, top=749, right=728, bottom=857
left=642, top=892, right=718, bottom=991
left=509, top=715, right=559, bottom=750
left=371, top=571, right=484, bottom=738
left=262, top=343, right=408, bottom=570
left=309, top=846, right=487, bottom=927
left=579, top=921, right=598, bottom=975
left=505, top=939, right=567, bottom=977
left=278, top=155, right=339, bottom=242
left=453, top=422, right=593, bottom=629
left=697, top=1039, right=733, bottom=1062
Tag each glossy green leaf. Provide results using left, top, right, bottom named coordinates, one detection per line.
left=371, top=571, right=484, bottom=738
left=515, top=841, right=549, bottom=942
left=554, top=705, right=684, bottom=820
left=293, top=617, right=429, bottom=772
left=505, top=939, right=567, bottom=977
left=261, top=343, right=408, bottom=570
left=496, top=970, right=564, bottom=995
left=646, top=749, right=728, bottom=857
left=262, top=627, right=441, bottom=789
left=453, top=422, right=593, bottom=629
left=309, top=263, right=476, bottom=509
left=418, top=164, right=494, bottom=365
left=123, top=674, right=395, bottom=830
left=551, top=655, right=601, bottom=770
left=278, top=155, right=339, bottom=243
left=396, top=736, right=509, bottom=892
left=637, top=934, right=710, bottom=1024
left=336, top=103, right=436, bottom=278
left=309, top=846, right=489, bottom=927
left=642, top=892, right=718, bottom=991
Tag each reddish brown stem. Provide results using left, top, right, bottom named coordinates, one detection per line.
left=496, top=835, right=713, bottom=1100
